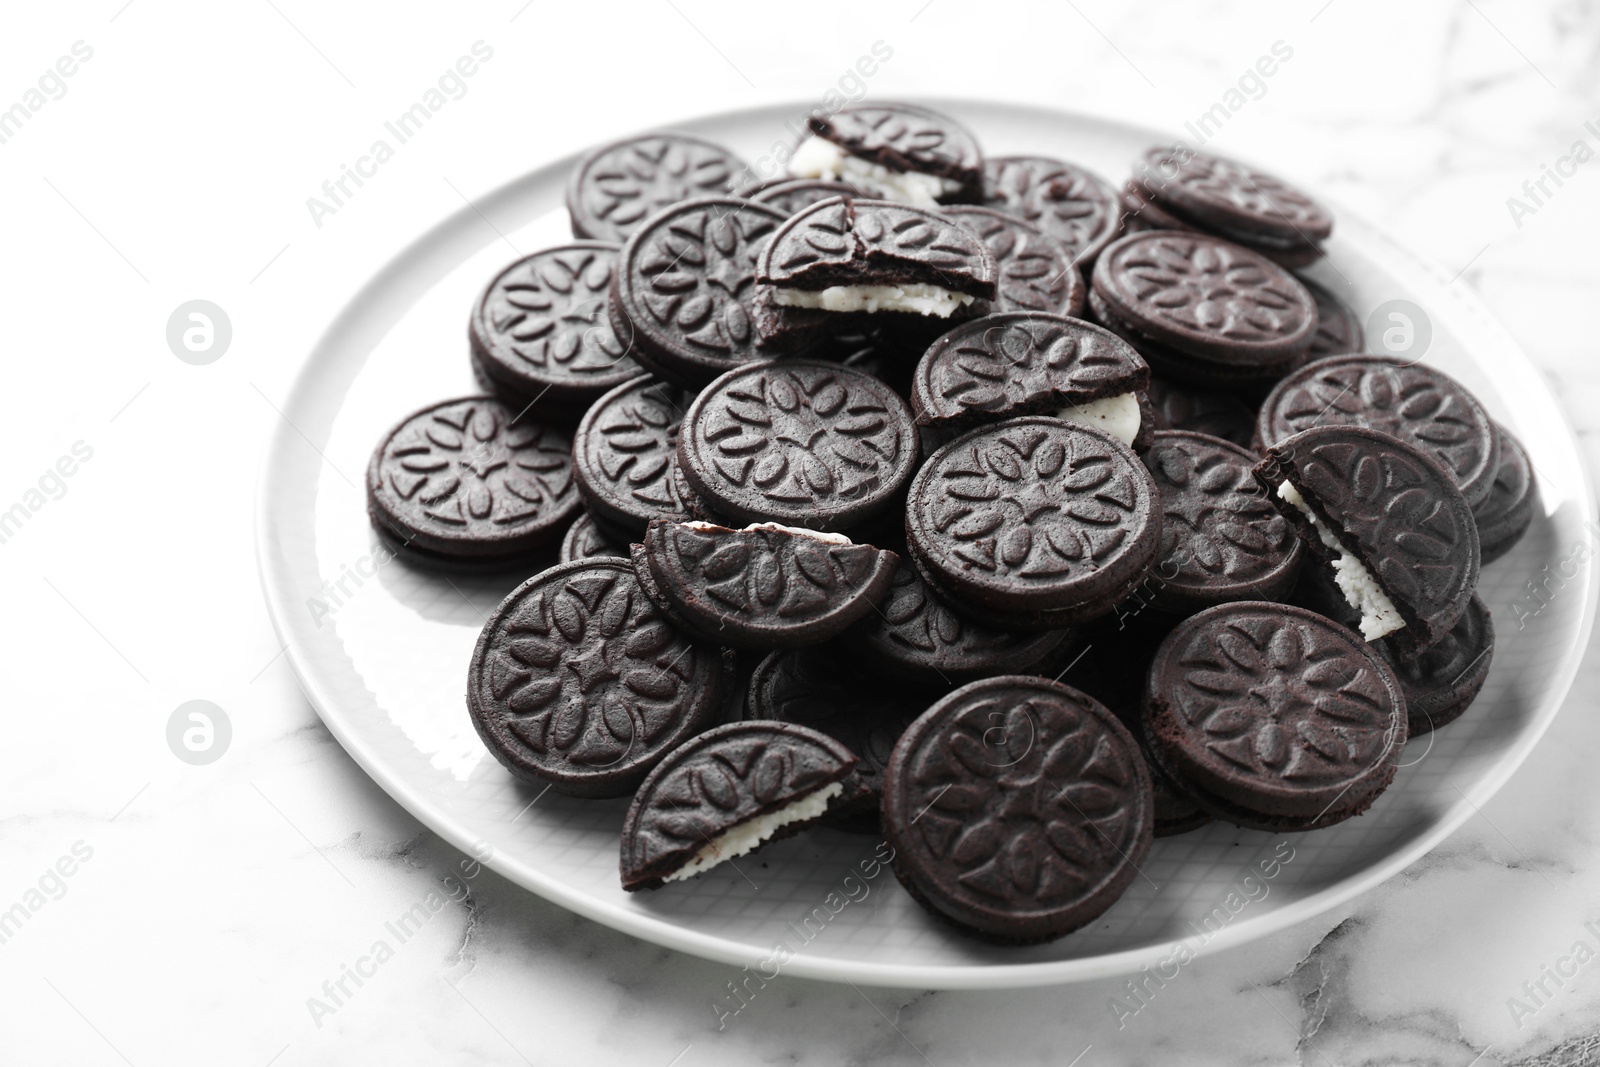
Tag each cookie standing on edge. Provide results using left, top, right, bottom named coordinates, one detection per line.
left=789, top=102, right=983, bottom=207
left=677, top=359, right=920, bottom=532
left=1256, top=425, right=1480, bottom=660
left=467, top=559, right=733, bottom=799
left=610, top=197, right=789, bottom=389
left=1143, top=602, right=1407, bottom=832
left=1473, top=426, right=1540, bottom=564
left=567, top=133, right=746, bottom=243
left=882, top=675, right=1154, bottom=943
left=469, top=243, right=642, bottom=417
left=631, top=519, right=899, bottom=649
left=1381, top=593, right=1495, bottom=736
left=620, top=721, right=858, bottom=890
left=904, top=418, right=1162, bottom=629
left=366, top=396, right=579, bottom=567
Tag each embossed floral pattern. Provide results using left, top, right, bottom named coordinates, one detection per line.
left=1144, top=433, right=1295, bottom=585
left=761, top=198, right=994, bottom=290
left=570, top=135, right=744, bottom=243
left=944, top=207, right=1081, bottom=315
left=654, top=524, right=891, bottom=622
left=1142, top=148, right=1333, bottom=240
left=574, top=377, right=692, bottom=526
left=812, top=104, right=981, bottom=176
left=981, top=156, right=1120, bottom=262
left=473, top=244, right=639, bottom=386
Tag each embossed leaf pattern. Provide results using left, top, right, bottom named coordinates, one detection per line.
left=698, top=365, right=906, bottom=507
left=637, top=736, right=837, bottom=846
left=664, top=526, right=883, bottom=621
left=581, top=137, right=740, bottom=240
left=383, top=401, right=573, bottom=532
left=1171, top=618, right=1393, bottom=784
left=871, top=561, right=1026, bottom=656
left=491, top=572, right=701, bottom=766
left=925, top=425, right=1140, bottom=581
left=924, top=318, right=1139, bottom=419
left=768, top=199, right=990, bottom=279
left=818, top=105, right=975, bottom=171
left=1146, top=437, right=1292, bottom=582
left=1104, top=234, right=1313, bottom=343
left=947, top=210, right=1076, bottom=314
left=481, top=247, right=634, bottom=375
left=981, top=157, right=1118, bottom=259
left=633, top=204, right=778, bottom=358
left=588, top=382, right=688, bottom=513
left=1152, top=150, right=1332, bottom=236
left=907, top=696, right=1141, bottom=904
left=1275, top=363, right=1488, bottom=487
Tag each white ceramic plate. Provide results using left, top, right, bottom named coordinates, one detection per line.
left=257, top=100, right=1598, bottom=989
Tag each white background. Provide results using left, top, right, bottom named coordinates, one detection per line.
left=3, top=1, right=1599, bottom=1064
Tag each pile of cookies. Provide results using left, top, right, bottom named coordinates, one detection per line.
left=364, top=103, right=1538, bottom=945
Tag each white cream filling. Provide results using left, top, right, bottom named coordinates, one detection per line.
left=680, top=520, right=851, bottom=545
left=663, top=782, right=845, bottom=884
left=1056, top=392, right=1142, bottom=447
left=1277, top=482, right=1405, bottom=641
left=772, top=283, right=976, bottom=317
left=787, top=135, right=961, bottom=209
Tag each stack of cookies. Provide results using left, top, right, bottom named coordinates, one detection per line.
left=361, top=103, right=1538, bottom=946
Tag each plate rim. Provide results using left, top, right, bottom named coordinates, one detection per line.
left=255, top=97, right=1600, bottom=989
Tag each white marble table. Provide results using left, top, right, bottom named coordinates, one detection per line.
left=3, top=1, right=1598, bottom=1063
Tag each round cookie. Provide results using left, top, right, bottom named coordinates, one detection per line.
left=469, top=243, right=642, bottom=418
left=1141, top=430, right=1302, bottom=617
left=571, top=375, right=695, bottom=538
left=981, top=156, right=1122, bottom=265
left=904, top=417, right=1162, bottom=629
left=467, top=559, right=732, bottom=799
left=1256, top=425, right=1481, bottom=661
left=677, top=359, right=920, bottom=532
left=632, top=520, right=899, bottom=649
left=567, top=132, right=745, bottom=243
left=1088, top=289, right=1298, bottom=391
left=366, top=396, right=579, bottom=565
left=1144, top=375, right=1256, bottom=447
left=882, top=675, right=1154, bottom=944
left=1143, top=602, right=1407, bottom=832
left=1380, top=593, right=1494, bottom=735
left=842, top=557, right=1075, bottom=688
left=559, top=511, right=626, bottom=563
left=1254, top=355, right=1501, bottom=508
left=610, top=197, right=789, bottom=389
left=1474, top=425, right=1540, bottom=565
left=620, top=720, right=858, bottom=890
left=804, top=102, right=984, bottom=203
left=941, top=206, right=1086, bottom=318
left=1301, top=275, right=1364, bottom=361
left=752, top=178, right=861, bottom=215
left=746, top=645, right=928, bottom=832
left=911, top=312, right=1148, bottom=434
left=1092, top=231, right=1319, bottom=365
left=1133, top=147, right=1334, bottom=245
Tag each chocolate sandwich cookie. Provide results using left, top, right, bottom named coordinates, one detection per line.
left=559, top=511, right=625, bottom=563
left=1381, top=593, right=1494, bottom=735
left=1474, top=425, right=1539, bottom=565
left=752, top=178, right=860, bottom=215
left=982, top=156, right=1122, bottom=266
left=1132, top=147, right=1332, bottom=262
left=1088, top=289, right=1297, bottom=392
left=632, top=519, right=898, bottom=649
left=1120, top=180, right=1199, bottom=236
left=911, top=313, right=1148, bottom=446
left=1301, top=276, right=1364, bottom=361
left=754, top=197, right=997, bottom=345
left=882, top=675, right=1153, bottom=943
left=1059, top=623, right=1210, bottom=836
left=567, top=133, right=745, bottom=243
left=1145, top=375, right=1256, bottom=447
left=905, top=418, right=1162, bottom=629
left=620, top=720, right=858, bottom=890
left=677, top=359, right=919, bottom=531
left=1255, top=425, right=1480, bottom=660
left=1254, top=356, right=1501, bottom=508
left=942, top=206, right=1086, bottom=318
left=795, top=102, right=983, bottom=206
left=1142, top=430, right=1302, bottom=616
left=467, top=558, right=732, bottom=798
left=1091, top=231, right=1319, bottom=366
left=610, top=197, right=788, bottom=389
left=469, top=243, right=642, bottom=418
left=746, top=645, right=928, bottom=832
left=367, top=396, right=579, bottom=566
left=571, top=375, right=695, bottom=539
left=842, top=557, right=1075, bottom=688
left=1143, top=602, right=1406, bottom=832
